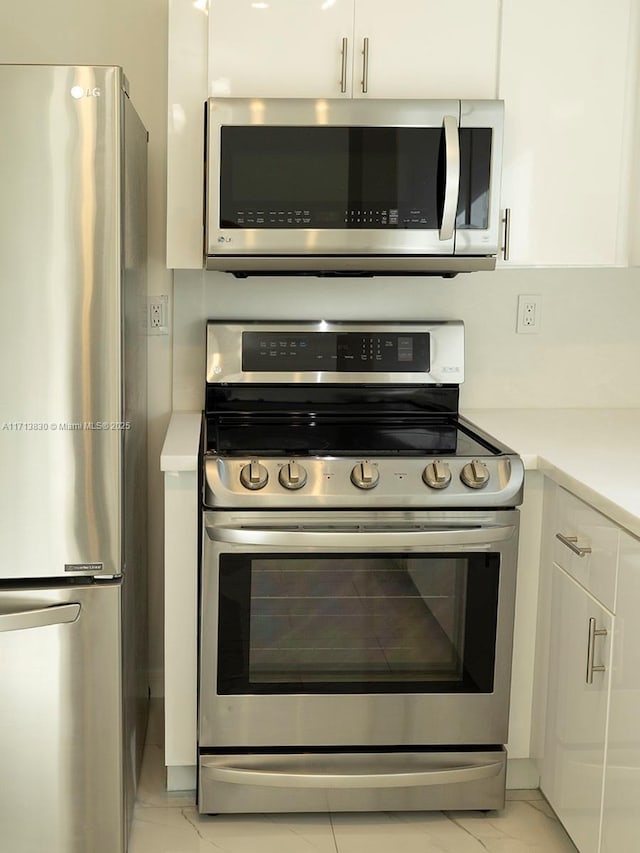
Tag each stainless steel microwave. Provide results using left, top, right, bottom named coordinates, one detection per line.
left=205, top=98, right=504, bottom=277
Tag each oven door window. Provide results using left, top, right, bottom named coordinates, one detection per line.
left=217, top=553, right=499, bottom=695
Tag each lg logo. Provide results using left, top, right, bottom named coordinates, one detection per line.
left=70, top=86, right=101, bottom=99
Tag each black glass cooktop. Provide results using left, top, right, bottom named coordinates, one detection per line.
left=206, top=418, right=501, bottom=458
left=204, top=384, right=504, bottom=458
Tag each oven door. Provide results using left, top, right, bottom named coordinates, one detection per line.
left=200, top=509, right=518, bottom=749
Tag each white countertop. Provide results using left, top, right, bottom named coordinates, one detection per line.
left=160, top=408, right=640, bottom=537
left=464, top=408, right=640, bottom=538
left=160, top=412, right=202, bottom=472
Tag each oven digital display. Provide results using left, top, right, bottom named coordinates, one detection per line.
left=242, top=332, right=430, bottom=372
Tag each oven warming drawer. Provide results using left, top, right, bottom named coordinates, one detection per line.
left=199, top=749, right=506, bottom=813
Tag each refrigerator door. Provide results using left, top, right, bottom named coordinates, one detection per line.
left=0, top=65, right=123, bottom=579
left=0, top=583, right=124, bottom=853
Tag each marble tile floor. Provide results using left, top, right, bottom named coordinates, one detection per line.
left=130, top=702, right=578, bottom=853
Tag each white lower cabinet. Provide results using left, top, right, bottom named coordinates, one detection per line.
left=537, top=484, right=640, bottom=852
left=541, top=563, right=612, bottom=853
left=600, top=531, right=640, bottom=852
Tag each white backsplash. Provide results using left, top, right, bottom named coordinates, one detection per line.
left=172, top=266, right=640, bottom=411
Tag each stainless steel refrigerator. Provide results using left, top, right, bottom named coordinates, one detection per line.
left=0, top=65, right=148, bottom=853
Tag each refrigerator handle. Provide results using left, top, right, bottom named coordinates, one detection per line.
left=0, top=603, right=81, bottom=632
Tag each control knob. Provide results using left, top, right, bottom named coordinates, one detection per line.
left=350, top=461, right=379, bottom=490
left=460, top=459, right=490, bottom=489
left=279, top=460, right=308, bottom=490
left=422, top=460, right=452, bottom=490
left=239, top=460, right=269, bottom=490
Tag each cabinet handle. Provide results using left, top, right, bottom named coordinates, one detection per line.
left=361, top=37, right=369, bottom=94
left=340, top=37, right=348, bottom=93
left=586, top=617, right=607, bottom=684
left=556, top=533, right=592, bottom=558
left=502, top=208, right=511, bottom=261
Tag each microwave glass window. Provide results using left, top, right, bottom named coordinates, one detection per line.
left=456, top=128, right=492, bottom=230
left=219, top=126, right=442, bottom=229
left=219, top=126, right=492, bottom=231
left=217, top=552, right=500, bottom=695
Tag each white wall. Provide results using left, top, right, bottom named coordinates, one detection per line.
left=0, top=0, right=172, bottom=693
left=173, top=266, right=640, bottom=412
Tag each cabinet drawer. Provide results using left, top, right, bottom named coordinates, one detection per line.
left=552, top=487, right=619, bottom=611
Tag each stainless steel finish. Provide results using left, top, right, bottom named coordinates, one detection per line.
left=204, top=455, right=523, bottom=510
left=240, top=460, right=269, bottom=490
left=121, top=85, right=150, bottom=838
left=454, top=100, right=505, bottom=259
left=502, top=207, right=511, bottom=261
left=350, top=461, right=379, bottom=490
left=439, top=115, right=460, bottom=241
left=205, top=514, right=517, bottom=550
left=199, top=508, right=519, bottom=748
left=361, top=37, right=369, bottom=93
left=206, top=320, right=465, bottom=385
left=0, top=585, right=124, bottom=853
left=206, top=254, right=497, bottom=273
left=199, top=750, right=507, bottom=814
left=461, top=459, right=491, bottom=489
left=205, top=98, right=504, bottom=272
left=278, top=461, right=307, bottom=490
left=0, top=65, right=122, bottom=579
left=204, top=755, right=502, bottom=788
left=340, top=37, right=348, bottom=93
left=423, top=460, right=452, bottom=489
left=0, top=602, right=80, bottom=632
left=586, top=617, right=608, bottom=684
left=0, top=64, right=148, bottom=852
left=556, top=532, right=593, bottom=557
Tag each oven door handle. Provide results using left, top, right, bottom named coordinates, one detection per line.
left=202, top=759, right=503, bottom=789
left=205, top=524, right=516, bottom=549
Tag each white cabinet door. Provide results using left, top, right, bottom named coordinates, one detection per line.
left=352, top=0, right=499, bottom=99
left=499, top=0, right=634, bottom=266
left=541, top=564, right=612, bottom=853
left=208, top=0, right=499, bottom=100
left=167, top=0, right=209, bottom=269
left=208, top=0, right=355, bottom=98
left=601, top=531, right=640, bottom=852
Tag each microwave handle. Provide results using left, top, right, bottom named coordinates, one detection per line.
left=439, top=115, right=460, bottom=242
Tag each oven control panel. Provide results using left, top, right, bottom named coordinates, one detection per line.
left=205, top=455, right=524, bottom=509
left=242, top=331, right=430, bottom=373
left=206, top=321, right=464, bottom=385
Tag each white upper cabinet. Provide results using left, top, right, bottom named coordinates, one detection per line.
left=167, top=0, right=209, bottom=270
left=207, top=0, right=500, bottom=100
left=352, top=0, right=499, bottom=99
left=208, top=0, right=355, bottom=98
left=498, top=0, right=636, bottom=267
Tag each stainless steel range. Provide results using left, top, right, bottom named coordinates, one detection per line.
left=199, top=321, right=524, bottom=815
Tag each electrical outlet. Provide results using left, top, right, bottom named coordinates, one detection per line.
left=147, top=295, right=169, bottom=336
left=516, top=294, right=541, bottom=334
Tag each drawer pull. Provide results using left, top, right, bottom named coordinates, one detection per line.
left=556, top=533, right=592, bottom=558
left=586, top=617, right=607, bottom=684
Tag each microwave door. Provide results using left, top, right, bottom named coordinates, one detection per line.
left=206, top=99, right=461, bottom=265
